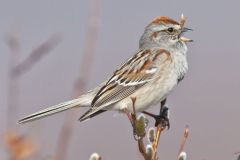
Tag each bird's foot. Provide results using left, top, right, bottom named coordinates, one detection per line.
left=156, top=106, right=170, bottom=129
left=142, top=106, right=170, bottom=129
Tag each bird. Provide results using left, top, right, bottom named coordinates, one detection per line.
left=18, top=15, right=192, bottom=124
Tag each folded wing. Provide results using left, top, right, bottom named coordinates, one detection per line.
left=79, top=48, right=172, bottom=121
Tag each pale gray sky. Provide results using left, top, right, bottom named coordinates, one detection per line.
left=1, top=0, right=240, bottom=159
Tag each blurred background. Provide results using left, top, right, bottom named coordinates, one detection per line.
left=1, top=0, right=240, bottom=159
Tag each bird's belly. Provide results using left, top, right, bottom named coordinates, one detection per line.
left=111, top=74, right=178, bottom=113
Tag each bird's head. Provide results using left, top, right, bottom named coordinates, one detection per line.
left=139, top=15, right=192, bottom=50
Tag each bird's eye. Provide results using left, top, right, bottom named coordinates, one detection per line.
left=167, top=27, right=174, bottom=33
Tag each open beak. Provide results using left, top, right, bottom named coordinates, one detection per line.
left=180, top=27, right=193, bottom=42
left=179, top=14, right=193, bottom=42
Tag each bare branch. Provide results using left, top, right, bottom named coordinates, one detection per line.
left=180, top=14, right=186, bottom=30
left=177, top=125, right=190, bottom=159
left=6, top=32, right=60, bottom=129
left=6, top=31, right=20, bottom=128
left=151, top=108, right=169, bottom=160
left=12, top=34, right=61, bottom=78
left=130, top=97, right=148, bottom=159
left=234, top=151, right=240, bottom=155
left=55, top=0, right=102, bottom=159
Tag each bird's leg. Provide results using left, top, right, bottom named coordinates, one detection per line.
left=142, top=98, right=170, bottom=129
left=156, top=98, right=170, bottom=129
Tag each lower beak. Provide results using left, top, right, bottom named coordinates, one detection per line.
left=180, top=36, right=193, bottom=42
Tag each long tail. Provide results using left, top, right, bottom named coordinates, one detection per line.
left=18, top=95, right=91, bottom=124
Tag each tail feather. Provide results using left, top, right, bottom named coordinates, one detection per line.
left=18, top=95, right=91, bottom=124
left=79, top=109, right=106, bottom=122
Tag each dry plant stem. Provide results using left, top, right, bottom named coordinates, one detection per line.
left=234, top=151, right=240, bottom=155
left=123, top=108, right=134, bottom=124
left=138, top=137, right=147, bottom=159
left=152, top=125, right=163, bottom=150
left=129, top=97, right=148, bottom=159
left=55, top=1, right=101, bottom=160
left=6, top=33, right=60, bottom=129
left=180, top=14, right=186, bottom=30
left=6, top=32, right=20, bottom=129
left=152, top=124, right=165, bottom=160
left=152, top=103, right=168, bottom=160
left=6, top=32, right=59, bottom=160
left=12, top=34, right=61, bottom=78
left=177, top=125, right=189, bottom=159
left=130, top=97, right=137, bottom=121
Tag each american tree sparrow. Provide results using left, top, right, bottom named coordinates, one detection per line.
left=18, top=15, right=192, bottom=124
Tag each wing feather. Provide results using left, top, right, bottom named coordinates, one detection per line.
left=92, top=48, right=171, bottom=108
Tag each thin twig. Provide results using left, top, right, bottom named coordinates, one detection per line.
left=127, top=97, right=170, bottom=160
left=180, top=14, right=186, bottom=30
left=13, top=34, right=61, bottom=78
left=6, top=33, right=60, bottom=129
left=177, top=125, right=190, bottom=159
left=129, top=97, right=148, bottom=159
left=152, top=124, right=165, bottom=160
left=131, top=97, right=137, bottom=121
left=151, top=106, right=169, bottom=160
left=138, top=137, right=147, bottom=159
left=6, top=32, right=20, bottom=129
left=234, top=151, right=240, bottom=155
left=55, top=1, right=102, bottom=160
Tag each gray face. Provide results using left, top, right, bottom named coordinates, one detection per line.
left=154, top=24, right=182, bottom=45
left=139, top=23, right=186, bottom=52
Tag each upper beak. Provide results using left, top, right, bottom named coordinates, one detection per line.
left=183, top=27, right=193, bottom=32
left=180, top=27, right=193, bottom=42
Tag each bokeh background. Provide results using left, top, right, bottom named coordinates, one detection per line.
left=1, top=0, right=240, bottom=159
